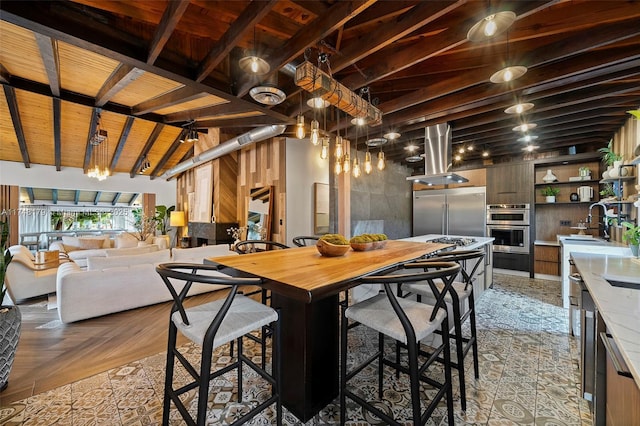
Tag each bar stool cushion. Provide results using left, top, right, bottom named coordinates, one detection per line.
left=173, top=294, right=278, bottom=347
left=404, top=280, right=472, bottom=307
left=345, top=293, right=446, bottom=344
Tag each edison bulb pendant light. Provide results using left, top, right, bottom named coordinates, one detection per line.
left=377, top=151, right=385, bottom=170
left=364, top=151, right=372, bottom=174
left=310, top=120, right=320, bottom=145
left=295, top=115, right=305, bottom=139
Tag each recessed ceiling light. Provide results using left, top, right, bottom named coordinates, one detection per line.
left=249, top=86, right=286, bottom=105
left=505, top=102, right=534, bottom=114
left=513, top=123, right=537, bottom=132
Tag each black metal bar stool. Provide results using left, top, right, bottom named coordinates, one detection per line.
left=291, top=235, right=319, bottom=247
left=340, top=261, right=460, bottom=426
left=156, top=262, right=282, bottom=426
left=401, top=249, right=484, bottom=412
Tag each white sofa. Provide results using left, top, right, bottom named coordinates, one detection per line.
left=56, top=245, right=238, bottom=323
left=5, top=245, right=58, bottom=302
left=50, top=233, right=168, bottom=268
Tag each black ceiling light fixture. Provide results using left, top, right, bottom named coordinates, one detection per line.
left=179, top=120, right=199, bottom=144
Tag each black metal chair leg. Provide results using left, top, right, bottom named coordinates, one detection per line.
left=162, top=322, right=178, bottom=425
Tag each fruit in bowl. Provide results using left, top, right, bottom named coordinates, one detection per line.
left=316, top=234, right=350, bottom=257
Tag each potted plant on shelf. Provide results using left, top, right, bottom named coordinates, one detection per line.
left=0, top=215, right=21, bottom=392
left=621, top=221, right=640, bottom=257
left=541, top=186, right=560, bottom=203
left=599, top=183, right=617, bottom=202
left=598, top=140, right=622, bottom=179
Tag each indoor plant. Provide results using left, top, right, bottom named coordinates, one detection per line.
left=598, top=140, right=622, bottom=166
left=155, top=205, right=176, bottom=236
left=0, top=216, right=21, bottom=392
left=541, top=186, right=560, bottom=203
left=130, top=208, right=158, bottom=242
left=621, top=221, right=640, bottom=257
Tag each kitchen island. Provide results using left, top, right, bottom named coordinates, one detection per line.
left=400, top=234, right=495, bottom=298
left=571, top=253, right=640, bottom=425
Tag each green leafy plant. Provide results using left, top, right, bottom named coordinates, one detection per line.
left=597, top=140, right=622, bottom=166
left=155, top=205, right=175, bottom=235
left=541, top=186, right=560, bottom=197
left=1, top=216, right=13, bottom=305
left=599, top=183, right=616, bottom=198
left=627, top=109, right=640, bottom=120
left=621, top=221, right=640, bottom=246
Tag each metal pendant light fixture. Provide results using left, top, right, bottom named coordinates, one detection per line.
left=180, top=120, right=199, bottom=143
left=490, top=30, right=527, bottom=83
left=467, top=11, right=516, bottom=42
left=239, top=26, right=270, bottom=75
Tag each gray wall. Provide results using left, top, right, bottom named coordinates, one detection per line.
left=329, top=150, right=413, bottom=239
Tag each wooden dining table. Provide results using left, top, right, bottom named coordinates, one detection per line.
left=207, top=240, right=452, bottom=422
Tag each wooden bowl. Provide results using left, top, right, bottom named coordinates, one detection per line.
left=372, top=240, right=388, bottom=249
left=316, top=239, right=350, bottom=257
left=350, top=242, right=375, bottom=252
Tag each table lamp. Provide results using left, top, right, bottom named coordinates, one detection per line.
left=169, top=211, right=186, bottom=250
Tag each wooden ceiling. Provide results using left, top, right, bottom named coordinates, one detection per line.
left=1, top=0, right=639, bottom=178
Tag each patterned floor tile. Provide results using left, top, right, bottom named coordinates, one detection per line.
left=1, top=273, right=595, bottom=425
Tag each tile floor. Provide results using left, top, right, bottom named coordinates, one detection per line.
left=0, top=273, right=593, bottom=425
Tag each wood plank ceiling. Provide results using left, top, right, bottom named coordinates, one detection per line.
left=1, top=0, right=639, bottom=181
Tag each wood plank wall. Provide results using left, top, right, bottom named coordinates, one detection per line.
left=238, top=137, right=286, bottom=243
left=0, top=184, right=19, bottom=246
left=612, top=115, right=639, bottom=241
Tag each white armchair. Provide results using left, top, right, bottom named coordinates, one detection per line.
left=4, top=245, right=58, bottom=302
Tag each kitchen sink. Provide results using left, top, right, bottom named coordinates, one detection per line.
left=560, top=238, right=608, bottom=245
left=604, top=273, right=640, bottom=290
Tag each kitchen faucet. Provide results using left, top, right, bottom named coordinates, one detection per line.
left=586, top=202, right=610, bottom=241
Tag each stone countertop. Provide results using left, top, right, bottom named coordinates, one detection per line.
left=534, top=240, right=560, bottom=246
left=400, top=234, right=494, bottom=251
left=571, top=253, right=640, bottom=389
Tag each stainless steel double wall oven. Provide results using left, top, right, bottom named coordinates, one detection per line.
left=486, top=204, right=531, bottom=272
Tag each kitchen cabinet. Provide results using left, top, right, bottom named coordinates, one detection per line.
left=533, top=244, right=559, bottom=276
left=603, top=333, right=640, bottom=425
left=486, top=162, right=533, bottom=204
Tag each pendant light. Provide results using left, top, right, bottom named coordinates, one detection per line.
left=377, top=151, right=385, bottom=170
left=309, top=61, right=320, bottom=145
left=320, top=138, right=329, bottom=160
left=505, top=102, right=534, bottom=114
left=490, top=30, right=527, bottom=83
left=363, top=119, right=372, bottom=174
left=467, top=11, right=516, bottom=42
left=239, top=27, right=270, bottom=75
left=352, top=120, right=361, bottom=178
left=334, top=107, right=344, bottom=174
left=295, top=93, right=305, bottom=139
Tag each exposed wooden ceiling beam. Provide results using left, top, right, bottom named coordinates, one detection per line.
left=164, top=102, right=258, bottom=123
left=111, top=192, right=121, bottom=205
left=0, top=63, right=10, bottom=84
left=146, top=0, right=190, bottom=65
left=34, top=33, right=60, bottom=97
left=53, top=97, right=61, bottom=171
left=196, top=0, right=278, bottom=83
left=330, top=0, right=466, bottom=73
left=236, top=0, right=377, bottom=97
left=196, top=115, right=294, bottom=129
left=130, top=123, right=163, bottom=178
left=132, top=86, right=208, bottom=116
left=93, top=191, right=101, bottom=205
left=82, top=108, right=100, bottom=174
left=95, top=64, right=145, bottom=107
left=128, top=193, right=139, bottom=206
left=0, top=3, right=292, bottom=123
left=149, top=133, right=183, bottom=180
left=2, top=84, right=30, bottom=167
left=110, top=116, right=134, bottom=173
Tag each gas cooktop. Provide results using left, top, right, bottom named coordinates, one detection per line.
left=429, top=237, right=477, bottom=246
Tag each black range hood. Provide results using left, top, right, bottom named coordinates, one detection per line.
left=406, top=123, right=468, bottom=186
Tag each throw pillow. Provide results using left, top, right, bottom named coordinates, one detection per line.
left=62, top=236, right=81, bottom=247
left=77, top=238, right=105, bottom=250
left=115, top=233, right=139, bottom=249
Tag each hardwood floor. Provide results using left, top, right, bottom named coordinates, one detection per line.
left=0, top=288, right=236, bottom=406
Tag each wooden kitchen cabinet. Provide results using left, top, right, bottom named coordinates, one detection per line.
left=603, top=334, right=640, bottom=425
left=486, top=162, right=533, bottom=204
left=534, top=244, right=560, bottom=276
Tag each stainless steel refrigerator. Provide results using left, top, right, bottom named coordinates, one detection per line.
left=412, top=187, right=486, bottom=237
